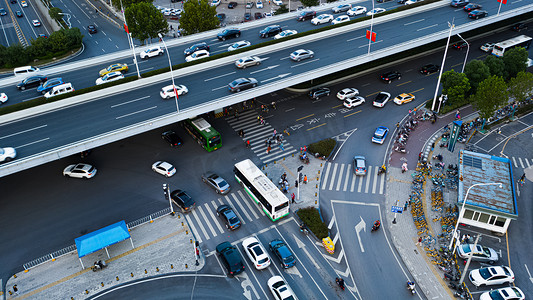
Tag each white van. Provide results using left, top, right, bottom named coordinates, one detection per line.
left=14, top=66, right=40, bottom=76
left=44, top=83, right=74, bottom=98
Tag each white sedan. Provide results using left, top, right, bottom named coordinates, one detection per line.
left=152, top=161, right=176, bottom=177
left=242, top=237, right=270, bottom=270
left=311, top=14, right=333, bottom=25
left=185, top=50, right=210, bottom=62
left=344, top=96, right=365, bottom=108
left=337, top=88, right=359, bottom=100
left=140, top=46, right=164, bottom=59
left=273, top=0, right=282, bottom=5
left=160, top=84, right=188, bottom=99
left=32, top=19, right=41, bottom=27
left=367, top=8, right=386, bottom=16
left=228, top=40, right=251, bottom=52
left=331, top=15, right=350, bottom=25
left=469, top=266, right=515, bottom=287
left=0, top=92, right=7, bottom=103
left=63, top=163, right=97, bottom=179
left=267, top=276, right=297, bottom=300
left=479, top=287, right=524, bottom=300
left=347, top=6, right=367, bottom=16
left=256, top=0, right=263, bottom=8
left=274, top=30, right=297, bottom=39
left=95, top=71, right=124, bottom=85
left=0, top=147, right=16, bottom=163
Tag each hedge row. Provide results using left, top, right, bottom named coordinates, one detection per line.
left=308, top=138, right=336, bottom=158
left=297, top=207, right=329, bottom=239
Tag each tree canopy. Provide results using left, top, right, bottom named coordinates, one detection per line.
left=300, top=0, right=319, bottom=7
left=111, top=0, right=152, bottom=10
left=441, top=70, right=470, bottom=106
left=49, top=7, right=63, bottom=22
left=484, top=55, right=506, bottom=78
left=274, top=4, right=289, bottom=15
left=125, top=2, right=168, bottom=42
left=508, top=71, right=533, bottom=103
left=473, top=75, right=508, bottom=120
left=464, top=59, right=490, bottom=93
left=179, top=0, right=219, bottom=35
left=503, top=47, right=528, bottom=79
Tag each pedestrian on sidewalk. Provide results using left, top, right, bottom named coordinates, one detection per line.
left=418, top=152, right=422, bottom=161
left=246, top=140, right=250, bottom=148
left=519, top=173, right=526, bottom=185
left=291, top=193, right=295, bottom=203
left=303, top=175, right=307, bottom=184
left=234, top=111, right=239, bottom=120
left=396, top=122, right=400, bottom=129
left=13, top=285, right=18, bottom=295
left=273, top=129, right=277, bottom=137
left=404, top=201, right=408, bottom=211
left=279, top=142, right=284, bottom=151
left=416, top=237, right=422, bottom=246
left=284, top=127, right=290, bottom=136
left=267, top=145, right=271, bottom=154
left=455, top=110, right=461, bottom=120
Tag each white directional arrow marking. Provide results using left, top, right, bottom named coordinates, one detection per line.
left=261, top=73, right=291, bottom=83
left=524, top=264, right=533, bottom=284
left=354, top=216, right=366, bottom=253
left=294, top=233, right=320, bottom=270
left=250, top=64, right=279, bottom=74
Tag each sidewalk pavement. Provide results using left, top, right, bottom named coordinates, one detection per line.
left=4, top=213, right=203, bottom=299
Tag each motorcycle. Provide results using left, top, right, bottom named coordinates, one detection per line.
left=394, top=146, right=406, bottom=153
left=299, top=223, right=308, bottom=235
left=406, top=281, right=416, bottom=295
left=371, top=220, right=381, bottom=232
left=92, top=260, right=107, bottom=272
left=335, top=277, right=345, bottom=291
left=299, top=154, right=310, bottom=164
left=378, top=166, right=386, bottom=175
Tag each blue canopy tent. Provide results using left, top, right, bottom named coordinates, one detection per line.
left=74, top=220, right=134, bottom=269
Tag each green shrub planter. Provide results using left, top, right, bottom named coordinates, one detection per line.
left=308, top=138, right=336, bottom=158
left=297, top=207, right=329, bottom=239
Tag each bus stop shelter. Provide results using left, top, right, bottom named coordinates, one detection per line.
left=74, top=220, right=134, bottom=269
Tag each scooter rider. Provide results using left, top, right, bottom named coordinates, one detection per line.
left=372, top=220, right=381, bottom=231
left=335, top=277, right=345, bottom=290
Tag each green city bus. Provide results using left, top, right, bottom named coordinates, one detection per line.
left=182, top=117, right=222, bottom=152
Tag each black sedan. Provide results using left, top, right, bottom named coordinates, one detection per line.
left=511, top=23, right=527, bottom=32
left=259, top=25, right=282, bottom=38
left=463, top=3, right=481, bottom=11
left=217, top=28, right=241, bottom=41
left=419, top=64, right=440, bottom=75
left=183, top=42, right=209, bottom=56
left=87, top=25, right=97, bottom=34
left=228, top=1, right=237, bottom=8
left=161, top=130, right=183, bottom=147
left=380, top=71, right=401, bottom=83
left=228, top=77, right=257, bottom=93
left=17, top=75, right=48, bottom=90
left=452, top=42, right=468, bottom=50
left=217, top=205, right=241, bottom=230
left=468, top=10, right=487, bottom=19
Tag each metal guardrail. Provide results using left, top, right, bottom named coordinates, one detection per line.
left=21, top=208, right=173, bottom=271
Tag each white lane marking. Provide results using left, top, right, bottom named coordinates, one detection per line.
left=212, top=85, right=227, bottom=91
left=261, top=73, right=291, bottom=83
left=518, top=157, right=524, bottom=168
left=524, top=264, right=533, bottom=284
left=365, top=166, right=372, bottom=193
left=16, top=138, right=49, bottom=148
left=217, top=43, right=233, bottom=48
left=0, top=15, right=9, bottom=47
left=336, top=163, right=345, bottom=191
left=111, top=96, right=150, bottom=108
left=417, top=23, right=439, bottom=31
left=372, top=166, right=378, bottom=194
left=197, top=205, right=217, bottom=237
left=231, top=193, right=253, bottom=222
left=139, top=67, right=154, bottom=72
left=321, top=163, right=332, bottom=190
left=350, top=174, right=356, bottom=192
left=237, top=190, right=260, bottom=219
left=357, top=170, right=363, bottom=192
left=102, top=31, right=107, bottom=36
left=184, top=214, right=202, bottom=243
left=404, top=19, right=425, bottom=26
left=190, top=207, right=210, bottom=240
left=343, top=164, right=351, bottom=192
left=210, top=200, right=225, bottom=234
left=328, top=163, right=338, bottom=190
left=354, top=216, right=366, bottom=253
left=358, top=40, right=383, bottom=48
left=512, top=157, right=518, bottom=168
left=526, top=159, right=531, bottom=168
left=115, top=106, right=157, bottom=119
left=379, top=171, right=385, bottom=194
left=280, top=56, right=290, bottom=60
left=290, top=58, right=320, bottom=68
left=0, top=125, right=47, bottom=140
left=205, top=71, right=236, bottom=81
left=250, top=64, right=279, bottom=74
left=347, top=36, right=364, bottom=42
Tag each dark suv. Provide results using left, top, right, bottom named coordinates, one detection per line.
left=162, top=130, right=183, bottom=147
left=380, top=71, right=401, bottom=83
left=184, top=42, right=210, bottom=56
left=17, top=75, right=48, bottom=90
left=297, top=11, right=316, bottom=21
left=217, top=28, right=241, bottom=41
left=419, top=64, right=439, bottom=75
left=259, top=25, right=282, bottom=38
left=87, top=25, right=97, bottom=34
left=309, top=87, right=330, bottom=99
left=170, top=189, right=196, bottom=213
left=216, top=242, right=245, bottom=276
left=511, top=23, right=527, bottom=32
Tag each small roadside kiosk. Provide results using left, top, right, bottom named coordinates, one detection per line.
left=74, top=220, right=134, bottom=269
left=457, top=150, right=519, bottom=235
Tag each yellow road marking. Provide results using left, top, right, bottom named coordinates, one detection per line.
left=397, top=81, right=412, bottom=87
left=344, top=110, right=362, bottom=118
left=307, top=123, right=326, bottom=131
left=331, top=104, right=343, bottom=109
left=296, top=114, right=314, bottom=121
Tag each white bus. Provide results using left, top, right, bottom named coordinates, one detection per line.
left=492, top=35, right=532, bottom=57
left=234, top=159, right=290, bottom=221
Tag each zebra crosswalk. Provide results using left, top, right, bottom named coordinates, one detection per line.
left=184, top=190, right=264, bottom=243
left=320, top=162, right=386, bottom=194
left=510, top=157, right=533, bottom=169
left=226, top=110, right=297, bottom=164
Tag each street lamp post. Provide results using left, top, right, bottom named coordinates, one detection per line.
left=448, top=182, right=502, bottom=250
left=459, top=234, right=480, bottom=285
left=158, top=33, right=180, bottom=113
left=456, top=33, right=470, bottom=73
left=431, top=20, right=454, bottom=112
left=120, top=0, right=141, bottom=79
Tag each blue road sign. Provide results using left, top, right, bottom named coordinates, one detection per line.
left=391, top=206, right=404, bottom=213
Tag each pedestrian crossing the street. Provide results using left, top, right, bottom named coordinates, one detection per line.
left=184, top=190, right=264, bottom=243
left=320, top=162, right=386, bottom=194
left=226, top=110, right=297, bottom=164
left=510, top=157, right=533, bottom=169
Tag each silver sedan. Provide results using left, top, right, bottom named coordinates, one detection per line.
left=290, top=49, right=314, bottom=62
left=235, top=56, right=261, bottom=69
left=202, top=173, right=231, bottom=194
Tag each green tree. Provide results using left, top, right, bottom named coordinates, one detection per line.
left=503, top=47, right=528, bottom=79
left=0, top=44, right=7, bottom=68
left=179, top=0, right=219, bottom=35
left=441, top=70, right=470, bottom=106
left=111, top=0, right=152, bottom=10
left=49, top=7, right=63, bottom=22
left=508, top=71, right=533, bottom=103
left=464, top=59, right=490, bottom=93
left=125, top=2, right=168, bottom=42
left=484, top=55, right=506, bottom=78
left=63, top=27, right=83, bottom=49
left=4, top=44, right=29, bottom=67
left=274, top=4, right=289, bottom=15
left=473, top=76, right=508, bottom=120
left=300, top=0, right=319, bottom=7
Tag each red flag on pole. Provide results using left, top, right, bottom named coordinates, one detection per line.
left=124, top=24, right=129, bottom=34
left=366, top=30, right=377, bottom=42
left=496, top=0, right=506, bottom=4
left=173, top=86, right=179, bottom=100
